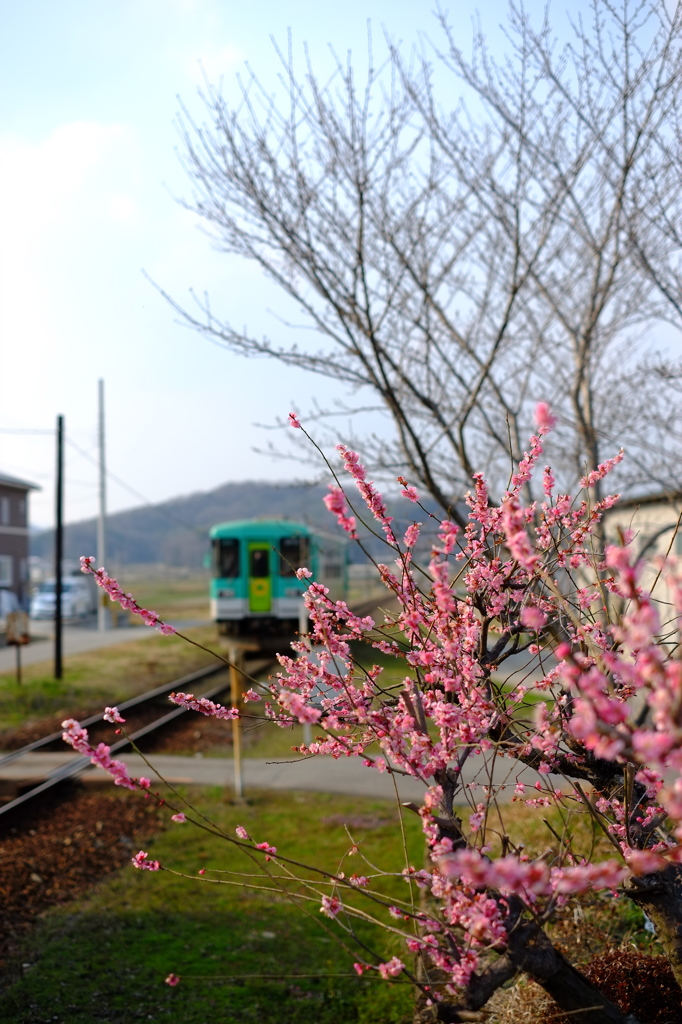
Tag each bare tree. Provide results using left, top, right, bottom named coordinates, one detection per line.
left=415, top=0, right=682, bottom=501
left=162, top=0, right=682, bottom=513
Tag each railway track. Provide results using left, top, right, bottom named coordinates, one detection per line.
left=0, top=658, right=273, bottom=822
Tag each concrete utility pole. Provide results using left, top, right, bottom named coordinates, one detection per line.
left=97, top=379, right=109, bottom=631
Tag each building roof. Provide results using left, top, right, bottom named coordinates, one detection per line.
left=0, top=472, right=41, bottom=492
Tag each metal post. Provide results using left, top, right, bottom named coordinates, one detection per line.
left=15, top=644, right=21, bottom=686
left=97, top=379, right=109, bottom=631
left=54, top=415, right=64, bottom=679
left=229, top=647, right=244, bottom=801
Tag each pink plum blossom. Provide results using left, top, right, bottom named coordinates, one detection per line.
left=534, top=402, right=557, bottom=432
left=169, top=692, right=239, bottom=720
left=80, top=557, right=177, bottom=635
left=132, top=850, right=160, bottom=871
left=103, top=706, right=125, bottom=724
left=62, top=719, right=143, bottom=791
left=521, top=606, right=548, bottom=631
left=320, top=895, right=341, bottom=918
left=378, top=957, right=405, bottom=979
left=323, top=486, right=357, bottom=537
left=255, top=842, right=277, bottom=861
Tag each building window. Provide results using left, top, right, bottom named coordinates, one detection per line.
left=0, top=556, right=12, bottom=586
left=0, top=498, right=9, bottom=526
left=18, top=499, right=26, bottom=522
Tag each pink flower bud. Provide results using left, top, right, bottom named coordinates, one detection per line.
left=534, top=402, right=556, bottom=432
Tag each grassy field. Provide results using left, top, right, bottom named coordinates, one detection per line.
left=0, top=782, right=660, bottom=1024
left=0, top=788, right=423, bottom=1024
left=119, top=572, right=211, bottom=624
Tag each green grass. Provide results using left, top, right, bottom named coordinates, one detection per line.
left=0, top=784, right=660, bottom=1024
left=120, top=573, right=211, bottom=624
left=0, top=789, right=423, bottom=1024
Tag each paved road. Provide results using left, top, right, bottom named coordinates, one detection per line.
left=0, top=619, right=211, bottom=673
left=0, top=751, right=562, bottom=805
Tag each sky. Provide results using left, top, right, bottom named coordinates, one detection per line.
left=0, top=0, right=543, bottom=528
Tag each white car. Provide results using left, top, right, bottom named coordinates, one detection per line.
left=30, top=579, right=94, bottom=619
left=0, top=588, right=20, bottom=628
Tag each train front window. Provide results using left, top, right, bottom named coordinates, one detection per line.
left=279, top=536, right=310, bottom=577
left=214, top=538, right=239, bottom=578
left=250, top=548, right=270, bottom=577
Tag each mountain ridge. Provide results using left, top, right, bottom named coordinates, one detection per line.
left=29, top=479, right=435, bottom=569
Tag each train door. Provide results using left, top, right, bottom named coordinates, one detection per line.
left=248, top=543, right=271, bottom=612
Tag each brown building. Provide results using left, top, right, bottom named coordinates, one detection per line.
left=0, top=472, right=40, bottom=606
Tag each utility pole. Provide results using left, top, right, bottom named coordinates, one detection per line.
left=55, top=414, right=64, bottom=679
left=97, top=379, right=109, bottom=630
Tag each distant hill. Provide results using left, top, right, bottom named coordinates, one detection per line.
left=30, top=479, right=442, bottom=570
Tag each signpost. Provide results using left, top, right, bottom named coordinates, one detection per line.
left=6, top=611, right=30, bottom=685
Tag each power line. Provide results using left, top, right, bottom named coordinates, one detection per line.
left=0, top=427, right=54, bottom=435
left=64, top=436, right=201, bottom=533
left=1, top=427, right=202, bottom=533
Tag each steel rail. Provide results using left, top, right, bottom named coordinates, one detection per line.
left=0, top=650, right=278, bottom=821
left=0, top=593, right=390, bottom=772
left=0, top=673, right=238, bottom=820
left=0, top=662, right=228, bottom=769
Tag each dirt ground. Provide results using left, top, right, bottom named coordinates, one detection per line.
left=0, top=786, right=163, bottom=978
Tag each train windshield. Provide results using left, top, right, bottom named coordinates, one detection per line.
left=213, top=538, right=240, bottom=578
left=278, top=536, right=310, bottom=577
left=249, top=548, right=270, bottom=577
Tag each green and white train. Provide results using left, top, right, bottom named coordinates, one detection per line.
left=209, top=519, right=347, bottom=636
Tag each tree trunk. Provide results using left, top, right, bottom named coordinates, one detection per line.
left=506, top=923, right=640, bottom=1024
left=412, top=918, right=641, bottom=1023
left=627, top=865, right=682, bottom=990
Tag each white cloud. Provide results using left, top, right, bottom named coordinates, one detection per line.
left=0, top=120, right=139, bottom=340
left=174, top=43, right=246, bottom=88
left=0, top=121, right=134, bottom=237
left=0, top=120, right=142, bottom=520
left=106, top=193, right=139, bottom=222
